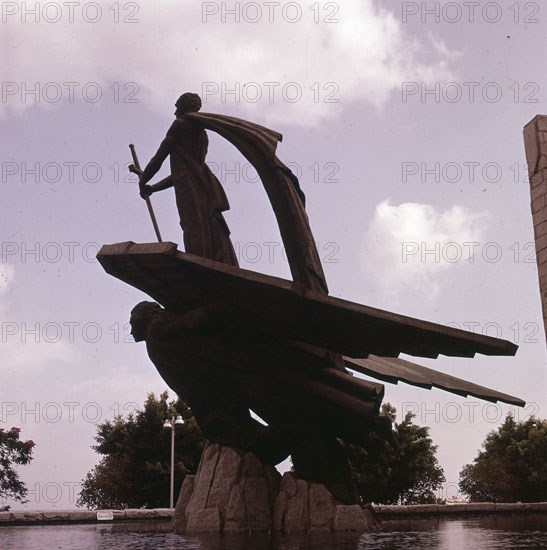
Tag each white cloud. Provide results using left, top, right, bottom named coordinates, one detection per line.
left=0, top=264, right=15, bottom=294
left=2, top=0, right=458, bottom=125
left=428, top=31, right=463, bottom=61
left=363, top=200, right=490, bottom=301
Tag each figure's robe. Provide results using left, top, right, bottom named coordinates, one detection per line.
left=150, top=116, right=239, bottom=265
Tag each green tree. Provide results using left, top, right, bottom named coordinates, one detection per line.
left=0, top=426, right=35, bottom=510
left=459, top=414, right=547, bottom=502
left=77, top=391, right=206, bottom=509
left=343, top=403, right=445, bottom=504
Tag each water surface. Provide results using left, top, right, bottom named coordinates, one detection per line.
left=2, top=515, right=547, bottom=549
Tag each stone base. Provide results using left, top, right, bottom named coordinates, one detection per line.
left=171, top=443, right=280, bottom=534
left=274, top=472, right=381, bottom=532
left=171, top=443, right=381, bottom=534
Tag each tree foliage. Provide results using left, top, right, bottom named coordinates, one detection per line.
left=343, top=403, right=445, bottom=504
left=77, top=391, right=206, bottom=509
left=459, top=414, right=547, bottom=502
left=78, top=395, right=445, bottom=508
left=0, top=426, right=35, bottom=509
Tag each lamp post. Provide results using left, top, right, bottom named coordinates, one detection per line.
left=163, top=414, right=184, bottom=508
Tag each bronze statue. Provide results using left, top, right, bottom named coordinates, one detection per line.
left=98, top=94, right=522, bottom=514
left=136, top=92, right=327, bottom=292
left=138, top=92, right=238, bottom=266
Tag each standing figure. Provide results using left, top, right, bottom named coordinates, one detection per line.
left=139, top=93, right=238, bottom=266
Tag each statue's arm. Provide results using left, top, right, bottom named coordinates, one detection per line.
left=139, top=135, right=174, bottom=187
left=140, top=119, right=184, bottom=192
left=148, top=175, right=174, bottom=193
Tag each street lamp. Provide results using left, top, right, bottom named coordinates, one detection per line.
left=163, top=414, right=184, bottom=508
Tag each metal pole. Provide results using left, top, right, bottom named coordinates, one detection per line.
left=170, top=416, right=175, bottom=508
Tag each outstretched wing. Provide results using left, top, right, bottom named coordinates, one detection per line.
left=97, top=242, right=523, bottom=407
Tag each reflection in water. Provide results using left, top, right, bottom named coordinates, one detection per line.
left=437, top=516, right=547, bottom=550
left=2, top=516, right=547, bottom=549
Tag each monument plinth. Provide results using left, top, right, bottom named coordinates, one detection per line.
left=170, top=443, right=382, bottom=534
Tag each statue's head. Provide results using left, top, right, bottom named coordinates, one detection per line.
left=175, top=92, right=202, bottom=116
left=130, top=301, right=163, bottom=341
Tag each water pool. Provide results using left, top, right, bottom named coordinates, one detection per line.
left=2, top=515, right=547, bottom=549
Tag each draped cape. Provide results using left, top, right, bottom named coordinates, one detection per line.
left=186, top=112, right=328, bottom=294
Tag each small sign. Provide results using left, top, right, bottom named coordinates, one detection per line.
left=96, top=510, right=114, bottom=521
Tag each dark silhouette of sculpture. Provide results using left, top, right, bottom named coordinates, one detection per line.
left=98, top=93, right=522, bottom=513
left=138, top=92, right=238, bottom=266
left=129, top=298, right=389, bottom=503
left=139, top=92, right=327, bottom=292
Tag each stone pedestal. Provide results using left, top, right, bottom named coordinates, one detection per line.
left=171, top=443, right=381, bottom=534
left=171, top=443, right=280, bottom=534
left=273, top=472, right=381, bottom=532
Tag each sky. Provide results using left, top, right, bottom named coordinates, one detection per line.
left=1, top=0, right=546, bottom=509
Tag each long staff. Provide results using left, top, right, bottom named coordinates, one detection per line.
left=128, top=143, right=162, bottom=242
